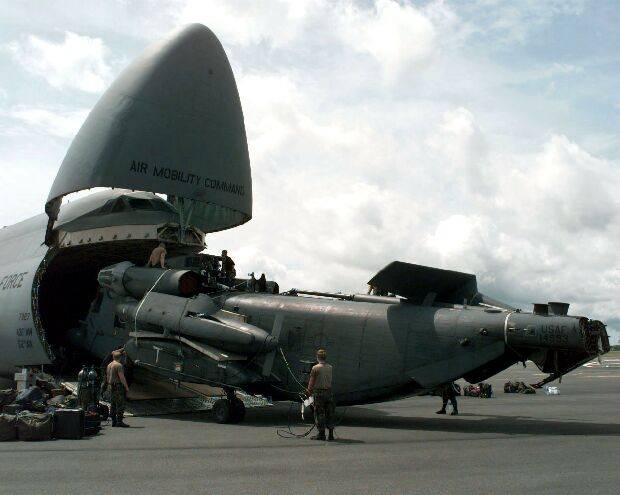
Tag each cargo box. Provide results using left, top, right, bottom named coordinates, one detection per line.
left=53, top=409, right=84, bottom=439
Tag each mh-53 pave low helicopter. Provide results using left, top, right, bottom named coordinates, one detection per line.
left=0, top=24, right=609, bottom=424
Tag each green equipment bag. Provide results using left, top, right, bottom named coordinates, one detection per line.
left=0, top=414, right=17, bottom=441
left=16, top=412, right=53, bottom=441
left=0, top=389, right=17, bottom=412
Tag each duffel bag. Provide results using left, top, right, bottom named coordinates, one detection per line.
left=479, top=383, right=493, bottom=398
left=14, top=386, right=45, bottom=407
left=16, top=412, right=53, bottom=441
left=0, top=389, right=17, bottom=411
left=0, top=414, right=16, bottom=441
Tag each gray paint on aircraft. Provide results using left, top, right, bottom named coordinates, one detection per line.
left=46, top=24, right=252, bottom=234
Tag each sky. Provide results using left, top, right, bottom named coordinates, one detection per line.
left=0, top=0, right=619, bottom=343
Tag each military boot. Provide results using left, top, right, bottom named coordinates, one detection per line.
left=436, top=409, right=446, bottom=414
left=116, top=415, right=130, bottom=427
left=450, top=409, right=459, bottom=416
left=327, top=428, right=334, bottom=441
left=311, top=429, right=326, bottom=440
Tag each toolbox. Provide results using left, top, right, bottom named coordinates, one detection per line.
left=53, top=408, right=84, bottom=439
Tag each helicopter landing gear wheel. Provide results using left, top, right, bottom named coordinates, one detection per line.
left=212, top=388, right=246, bottom=424
left=229, top=397, right=246, bottom=424
left=212, top=399, right=231, bottom=424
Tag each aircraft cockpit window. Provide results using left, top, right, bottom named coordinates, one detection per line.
left=98, top=199, right=117, bottom=215
left=111, top=198, right=128, bottom=213
left=152, top=201, right=177, bottom=213
left=127, top=198, right=154, bottom=210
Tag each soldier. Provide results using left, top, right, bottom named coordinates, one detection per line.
left=77, top=365, right=92, bottom=410
left=147, top=242, right=167, bottom=268
left=100, top=345, right=129, bottom=397
left=221, top=249, right=236, bottom=285
left=106, top=351, right=130, bottom=427
left=256, top=273, right=267, bottom=293
left=307, top=348, right=336, bottom=441
left=247, top=272, right=257, bottom=292
left=436, top=381, right=458, bottom=415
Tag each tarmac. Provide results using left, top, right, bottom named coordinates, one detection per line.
left=1, top=354, right=619, bottom=495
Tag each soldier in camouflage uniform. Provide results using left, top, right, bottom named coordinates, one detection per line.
left=106, top=351, right=130, bottom=427
left=307, top=349, right=335, bottom=441
left=436, top=381, right=458, bottom=416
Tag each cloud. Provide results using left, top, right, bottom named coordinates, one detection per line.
left=0, top=134, right=66, bottom=227
left=170, top=0, right=316, bottom=47
left=338, top=0, right=437, bottom=83
left=5, top=31, right=114, bottom=93
left=172, top=0, right=442, bottom=85
left=500, top=135, right=617, bottom=233
left=3, top=105, right=89, bottom=139
left=426, top=214, right=493, bottom=270
left=426, top=107, right=491, bottom=193
left=0, top=0, right=618, bottom=343
left=463, top=0, right=587, bottom=46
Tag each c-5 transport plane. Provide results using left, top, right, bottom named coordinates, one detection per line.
left=0, top=24, right=609, bottom=423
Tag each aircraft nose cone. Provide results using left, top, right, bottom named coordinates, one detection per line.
left=47, top=23, right=252, bottom=234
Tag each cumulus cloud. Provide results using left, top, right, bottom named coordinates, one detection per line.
left=422, top=132, right=620, bottom=324
left=498, top=135, right=618, bottom=234
left=5, top=31, right=114, bottom=93
left=3, top=105, right=89, bottom=139
left=338, top=0, right=437, bottom=83
left=463, top=0, right=587, bottom=46
left=426, top=107, right=491, bottom=193
left=172, top=0, right=443, bottom=85
left=170, top=0, right=316, bottom=47
left=1, top=0, right=618, bottom=343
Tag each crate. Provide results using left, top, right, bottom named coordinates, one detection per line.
left=53, top=409, right=84, bottom=440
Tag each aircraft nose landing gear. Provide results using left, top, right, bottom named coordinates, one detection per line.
left=212, top=388, right=246, bottom=424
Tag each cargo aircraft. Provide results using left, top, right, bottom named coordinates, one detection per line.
left=0, top=24, right=609, bottom=423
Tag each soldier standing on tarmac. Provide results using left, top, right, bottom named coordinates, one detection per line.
left=106, top=351, right=130, bottom=427
left=436, top=381, right=459, bottom=416
left=307, top=349, right=336, bottom=441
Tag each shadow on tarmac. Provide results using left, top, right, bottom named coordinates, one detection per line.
left=159, top=402, right=620, bottom=437
left=340, top=408, right=620, bottom=436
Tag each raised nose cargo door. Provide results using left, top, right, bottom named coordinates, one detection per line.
left=45, top=24, right=252, bottom=244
